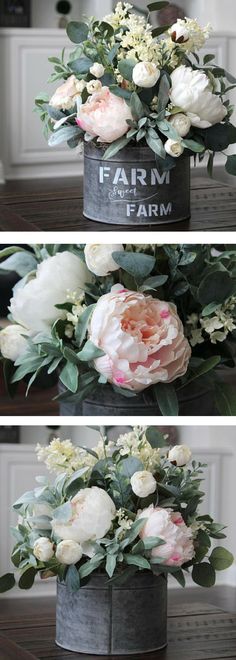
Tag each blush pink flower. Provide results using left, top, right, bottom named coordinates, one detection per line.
left=89, top=288, right=191, bottom=392
left=138, top=506, right=195, bottom=567
left=76, top=86, right=132, bottom=143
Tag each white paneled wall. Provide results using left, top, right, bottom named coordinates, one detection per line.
left=0, top=426, right=235, bottom=598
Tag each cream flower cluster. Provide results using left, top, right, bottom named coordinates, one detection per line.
left=116, top=508, right=133, bottom=539
left=187, top=297, right=236, bottom=346
left=116, top=427, right=162, bottom=472
left=36, top=438, right=97, bottom=475
left=105, top=4, right=161, bottom=65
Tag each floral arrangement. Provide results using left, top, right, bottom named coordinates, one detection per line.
left=0, top=427, right=233, bottom=594
left=34, top=1, right=236, bottom=175
left=0, top=243, right=236, bottom=415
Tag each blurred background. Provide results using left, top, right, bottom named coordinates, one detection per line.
left=0, top=0, right=236, bottom=183
left=0, top=424, right=235, bottom=610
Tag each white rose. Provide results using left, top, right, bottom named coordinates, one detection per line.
left=133, top=62, right=160, bottom=88
left=0, top=324, right=30, bottom=361
left=169, top=113, right=191, bottom=137
left=170, top=65, right=227, bottom=129
left=33, top=537, right=54, bottom=562
left=52, top=487, right=116, bottom=543
left=168, top=445, right=192, bottom=466
left=165, top=138, right=184, bottom=157
left=56, top=540, right=83, bottom=565
left=9, top=252, right=92, bottom=334
left=131, top=471, right=157, bottom=498
left=89, top=62, right=105, bottom=78
left=87, top=80, right=102, bottom=94
left=84, top=244, right=124, bottom=276
left=170, top=21, right=190, bottom=44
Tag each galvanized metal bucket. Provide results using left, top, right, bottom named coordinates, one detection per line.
left=56, top=572, right=167, bottom=655
left=59, top=379, right=216, bottom=417
left=83, top=143, right=190, bottom=225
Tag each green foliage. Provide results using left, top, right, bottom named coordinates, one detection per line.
left=154, top=383, right=179, bottom=416
left=225, top=154, right=236, bottom=176
left=66, top=21, right=89, bottom=44
left=0, top=573, right=16, bottom=593
left=209, top=547, right=234, bottom=570
left=192, top=562, right=215, bottom=587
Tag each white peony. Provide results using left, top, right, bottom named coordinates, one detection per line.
left=56, top=540, right=83, bottom=565
left=168, top=445, right=192, bottom=466
left=169, top=113, right=191, bottom=137
left=133, top=62, right=160, bottom=88
left=52, top=487, right=116, bottom=544
left=84, top=244, right=124, bottom=276
left=33, top=537, right=54, bottom=562
left=170, top=21, right=190, bottom=44
left=0, top=324, right=30, bottom=361
left=9, top=252, right=91, bottom=334
left=89, top=62, right=105, bottom=78
left=131, top=471, right=157, bottom=498
left=164, top=139, right=184, bottom=157
left=170, top=65, right=227, bottom=129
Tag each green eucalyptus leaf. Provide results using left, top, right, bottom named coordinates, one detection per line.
left=130, top=92, right=145, bottom=120
left=118, top=58, right=137, bottom=82
left=112, top=251, right=155, bottom=282
left=139, top=274, right=168, bottom=291
left=19, top=567, right=37, bottom=590
left=0, top=573, right=16, bottom=593
left=145, top=427, right=167, bottom=448
left=148, top=1, right=169, bottom=10
left=192, top=562, right=215, bottom=587
left=67, top=21, right=89, bottom=43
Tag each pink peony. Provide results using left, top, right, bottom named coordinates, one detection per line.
left=76, top=86, right=132, bottom=143
left=89, top=287, right=191, bottom=391
left=138, top=506, right=195, bottom=566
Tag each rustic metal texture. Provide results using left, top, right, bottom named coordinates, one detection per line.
left=59, top=380, right=216, bottom=417
left=84, top=143, right=190, bottom=225
left=0, top=176, right=235, bottom=231
left=56, top=573, right=167, bottom=655
left=1, top=596, right=236, bottom=659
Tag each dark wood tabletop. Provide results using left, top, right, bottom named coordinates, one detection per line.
left=0, top=597, right=235, bottom=660
left=0, top=175, right=235, bottom=232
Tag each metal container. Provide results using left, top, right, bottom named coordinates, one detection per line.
left=59, top=380, right=216, bottom=417
left=56, top=572, right=167, bottom=655
left=83, top=143, right=190, bottom=225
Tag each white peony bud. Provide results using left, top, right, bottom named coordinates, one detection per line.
left=169, top=113, right=191, bottom=137
left=131, top=471, right=157, bottom=498
left=56, top=540, right=83, bottom=565
left=33, top=537, right=54, bottom=562
left=87, top=80, right=102, bottom=94
left=89, top=62, right=105, bottom=78
left=170, top=21, right=190, bottom=44
left=84, top=244, right=124, bottom=276
left=168, top=445, right=192, bottom=467
left=0, top=324, right=30, bottom=362
left=164, top=138, right=184, bottom=158
left=132, top=62, right=160, bottom=88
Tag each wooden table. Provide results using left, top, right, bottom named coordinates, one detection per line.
left=0, top=176, right=235, bottom=232
left=0, top=598, right=235, bottom=659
